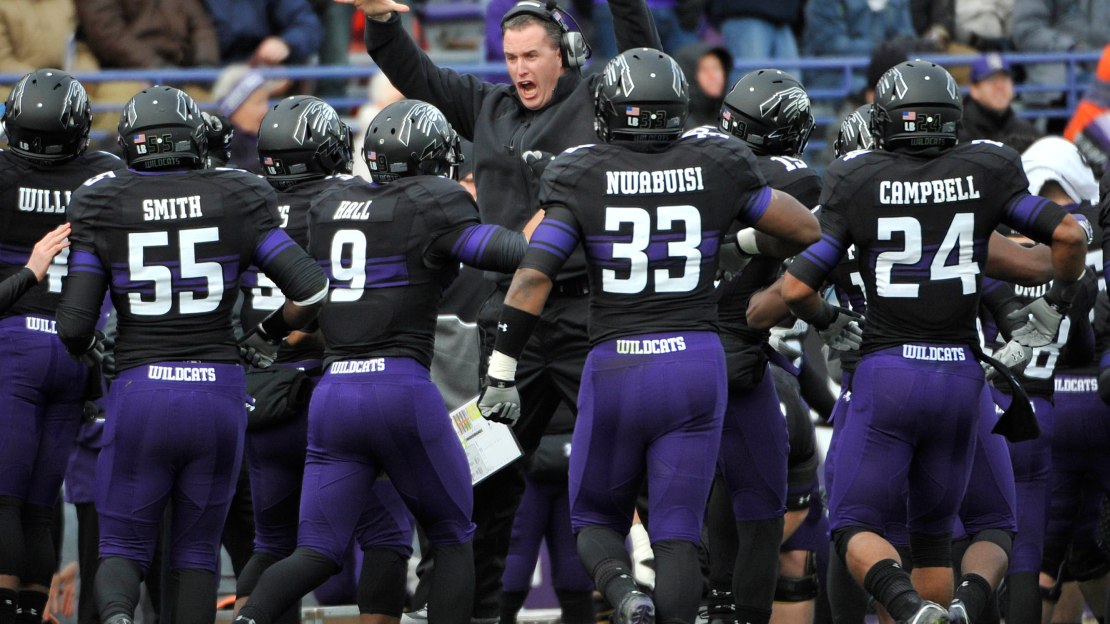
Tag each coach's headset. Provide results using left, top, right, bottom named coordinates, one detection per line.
left=500, top=0, right=592, bottom=70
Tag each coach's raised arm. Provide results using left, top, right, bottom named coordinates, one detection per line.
left=337, top=0, right=660, bottom=233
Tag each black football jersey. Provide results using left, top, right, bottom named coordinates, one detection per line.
left=524, top=127, right=771, bottom=345
left=62, top=167, right=327, bottom=371
left=0, top=149, right=122, bottom=318
left=307, top=175, right=487, bottom=368
left=240, top=177, right=332, bottom=364
left=789, top=141, right=1070, bottom=354
left=716, top=155, right=821, bottom=344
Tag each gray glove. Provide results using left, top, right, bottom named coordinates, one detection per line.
left=986, top=339, right=1033, bottom=381
left=1007, top=297, right=1066, bottom=348
left=478, top=377, right=521, bottom=425
left=717, top=238, right=754, bottom=279
left=238, top=325, right=281, bottom=368
left=816, top=307, right=864, bottom=351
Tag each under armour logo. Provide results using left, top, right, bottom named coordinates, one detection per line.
left=499, top=323, right=508, bottom=332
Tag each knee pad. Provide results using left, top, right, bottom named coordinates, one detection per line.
left=910, top=532, right=953, bottom=569
left=774, top=551, right=818, bottom=603
left=971, top=529, right=1014, bottom=563
left=831, top=526, right=871, bottom=562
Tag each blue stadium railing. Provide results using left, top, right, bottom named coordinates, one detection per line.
left=0, top=49, right=1102, bottom=155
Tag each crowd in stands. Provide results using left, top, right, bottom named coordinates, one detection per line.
left=2, top=0, right=1110, bottom=167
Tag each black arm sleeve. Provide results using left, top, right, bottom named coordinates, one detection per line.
left=426, top=223, right=528, bottom=273
left=253, top=229, right=330, bottom=306
left=609, top=0, right=663, bottom=51
left=56, top=255, right=109, bottom=357
left=0, top=268, right=38, bottom=316
left=363, top=15, right=493, bottom=140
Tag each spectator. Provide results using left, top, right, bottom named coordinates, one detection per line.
left=201, top=0, right=323, bottom=65
left=0, top=0, right=95, bottom=72
left=211, top=65, right=282, bottom=173
left=803, top=0, right=915, bottom=58
left=802, top=0, right=916, bottom=92
left=76, top=0, right=219, bottom=69
left=0, top=0, right=99, bottom=90
left=1011, top=0, right=1110, bottom=107
left=707, top=0, right=800, bottom=83
left=910, top=0, right=955, bottom=43
left=590, top=0, right=699, bottom=66
left=675, top=42, right=731, bottom=127
left=959, top=52, right=1040, bottom=143
left=953, top=0, right=1015, bottom=49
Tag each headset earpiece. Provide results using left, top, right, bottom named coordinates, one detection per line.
left=501, top=0, right=591, bottom=70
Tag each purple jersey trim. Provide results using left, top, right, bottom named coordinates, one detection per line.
left=450, top=224, right=497, bottom=266
left=68, top=249, right=105, bottom=276
left=254, top=229, right=298, bottom=268
left=530, top=218, right=580, bottom=262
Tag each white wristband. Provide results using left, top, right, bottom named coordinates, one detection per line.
left=736, top=227, right=760, bottom=255
left=487, top=350, right=519, bottom=381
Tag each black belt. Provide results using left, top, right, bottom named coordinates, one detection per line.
left=551, top=276, right=590, bottom=297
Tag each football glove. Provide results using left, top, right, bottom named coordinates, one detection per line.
left=986, top=339, right=1033, bottom=381
left=815, top=306, right=864, bottom=351
left=238, top=325, right=282, bottom=369
left=1007, top=297, right=1066, bottom=348
left=717, top=239, right=754, bottom=279
left=478, top=376, right=521, bottom=425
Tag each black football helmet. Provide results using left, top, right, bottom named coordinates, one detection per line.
left=118, top=86, right=207, bottom=171
left=257, top=96, right=353, bottom=189
left=834, top=105, right=876, bottom=158
left=363, top=99, right=463, bottom=184
left=3, top=69, right=91, bottom=166
left=719, top=69, right=814, bottom=156
left=871, top=60, right=962, bottom=151
left=594, top=48, right=689, bottom=143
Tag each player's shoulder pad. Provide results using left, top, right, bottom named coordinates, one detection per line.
left=679, top=125, right=731, bottom=142
left=80, top=170, right=119, bottom=188
left=312, top=175, right=367, bottom=204
left=549, top=143, right=599, bottom=171
left=407, top=174, right=471, bottom=198
left=84, top=150, right=124, bottom=167
left=543, top=144, right=600, bottom=185
left=682, top=127, right=758, bottom=164
left=952, top=139, right=1022, bottom=169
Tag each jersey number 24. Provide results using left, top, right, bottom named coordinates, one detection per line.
left=875, top=213, right=979, bottom=298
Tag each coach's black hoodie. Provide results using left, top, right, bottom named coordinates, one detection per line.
left=363, top=1, right=659, bottom=283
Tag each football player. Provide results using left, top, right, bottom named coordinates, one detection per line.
left=478, top=48, right=820, bottom=624
left=0, top=68, right=122, bottom=624
left=235, top=96, right=415, bottom=624
left=782, top=60, right=1088, bottom=623
left=231, top=99, right=530, bottom=624
left=705, top=68, right=823, bottom=624
left=55, top=86, right=329, bottom=624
